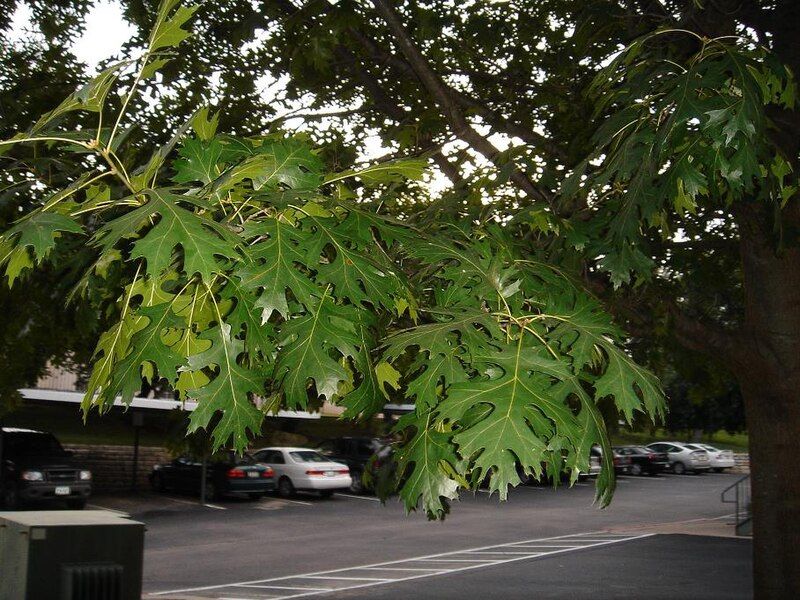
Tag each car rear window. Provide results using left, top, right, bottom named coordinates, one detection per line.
left=3, top=432, right=66, bottom=457
left=290, top=451, right=328, bottom=463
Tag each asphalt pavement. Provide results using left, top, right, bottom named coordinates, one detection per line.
left=90, top=471, right=751, bottom=599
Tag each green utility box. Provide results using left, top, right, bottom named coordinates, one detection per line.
left=0, top=510, right=144, bottom=600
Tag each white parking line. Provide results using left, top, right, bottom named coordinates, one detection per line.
left=275, top=498, right=314, bottom=506
left=418, top=558, right=498, bottom=563
left=510, top=544, right=578, bottom=549
left=335, top=493, right=381, bottom=502
left=302, top=576, right=390, bottom=582
left=86, top=504, right=128, bottom=515
left=361, top=567, right=444, bottom=572
left=161, top=496, right=227, bottom=510
left=148, top=531, right=653, bottom=599
left=256, top=498, right=314, bottom=508
left=239, top=585, right=333, bottom=591
left=469, top=551, right=545, bottom=555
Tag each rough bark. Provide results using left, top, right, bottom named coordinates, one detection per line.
left=734, top=203, right=800, bottom=599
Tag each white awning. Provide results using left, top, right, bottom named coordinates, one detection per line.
left=18, top=388, right=321, bottom=420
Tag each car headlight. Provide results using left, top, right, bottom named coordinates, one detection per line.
left=21, top=470, right=44, bottom=481
left=79, top=470, right=92, bottom=481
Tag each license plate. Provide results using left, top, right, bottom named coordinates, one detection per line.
left=55, top=486, right=71, bottom=496
left=247, top=471, right=259, bottom=478
left=325, top=471, right=335, bottom=477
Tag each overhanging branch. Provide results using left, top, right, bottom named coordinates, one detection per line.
left=370, top=0, right=551, bottom=205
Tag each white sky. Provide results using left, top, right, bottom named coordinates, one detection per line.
left=9, top=0, right=134, bottom=68
left=7, top=0, right=507, bottom=196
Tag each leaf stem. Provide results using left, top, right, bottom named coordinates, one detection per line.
left=0, top=137, right=91, bottom=148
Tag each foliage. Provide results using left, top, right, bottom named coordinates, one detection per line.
left=0, top=0, right=665, bottom=518
left=562, top=30, right=796, bottom=286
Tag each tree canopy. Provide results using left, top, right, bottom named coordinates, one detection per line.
left=2, top=1, right=799, bottom=594
left=0, top=0, right=669, bottom=518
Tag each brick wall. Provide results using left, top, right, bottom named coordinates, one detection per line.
left=64, top=444, right=170, bottom=493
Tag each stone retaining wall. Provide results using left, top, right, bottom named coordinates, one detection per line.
left=732, top=453, right=750, bottom=473
left=63, top=444, right=171, bottom=493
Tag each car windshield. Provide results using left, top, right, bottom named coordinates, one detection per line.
left=684, top=444, right=702, bottom=450
left=290, top=451, right=329, bottom=463
left=3, top=432, right=66, bottom=457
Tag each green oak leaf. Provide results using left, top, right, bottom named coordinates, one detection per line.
left=1, top=212, right=83, bottom=267
left=273, top=291, right=360, bottom=409
left=185, top=323, right=266, bottom=452
left=220, top=278, right=275, bottom=362
left=210, top=140, right=323, bottom=194
left=96, top=302, right=186, bottom=409
left=149, top=0, right=199, bottom=52
left=235, top=218, right=320, bottom=320
left=340, top=312, right=387, bottom=420
left=435, top=340, right=579, bottom=498
left=594, top=346, right=664, bottom=423
left=173, top=137, right=224, bottom=184
left=95, top=189, right=240, bottom=280
left=324, top=157, right=427, bottom=186
left=393, top=409, right=460, bottom=519
left=305, top=214, right=408, bottom=310
left=31, top=61, right=125, bottom=133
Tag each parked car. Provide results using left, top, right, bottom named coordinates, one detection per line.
left=686, top=444, right=735, bottom=472
left=591, top=446, right=632, bottom=475
left=316, top=437, right=387, bottom=493
left=588, top=449, right=602, bottom=477
left=613, top=446, right=669, bottom=476
left=646, top=442, right=711, bottom=474
left=252, top=447, right=351, bottom=498
left=150, top=451, right=275, bottom=501
left=0, top=427, right=92, bottom=509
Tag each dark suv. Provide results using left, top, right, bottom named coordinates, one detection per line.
left=1, top=428, right=92, bottom=509
left=316, top=437, right=390, bottom=493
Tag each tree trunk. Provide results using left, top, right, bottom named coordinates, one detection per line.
left=735, top=204, right=800, bottom=599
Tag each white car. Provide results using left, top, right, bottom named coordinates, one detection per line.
left=646, top=442, right=711, bottom=474
left=687, top=444, right=735, bottom=472
left=252, top=447, right=352, bottom=498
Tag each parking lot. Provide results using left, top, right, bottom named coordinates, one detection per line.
left=90, top=471, right=751, bottom=599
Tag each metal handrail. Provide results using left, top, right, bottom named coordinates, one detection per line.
left=721, top=474, right=751, bottom=534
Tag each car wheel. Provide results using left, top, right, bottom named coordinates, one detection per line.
left=247, top=492, right=264, bottom=500
left=349, top=471, right=364, bottom=494
left=2, top=484, right=19, bottom=510
left=152, top=473, right=166, bottom=493
left=630, top=463, right=643, bottom=476
left=319, top=490, right=334, bottom=499
left=713, top=467, right=723, bottom=473
left=66, top=498, right=87, bottom=510
left=278, top=476, right=295, bottom=498
left=673, top=461, right=686, bottom=475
